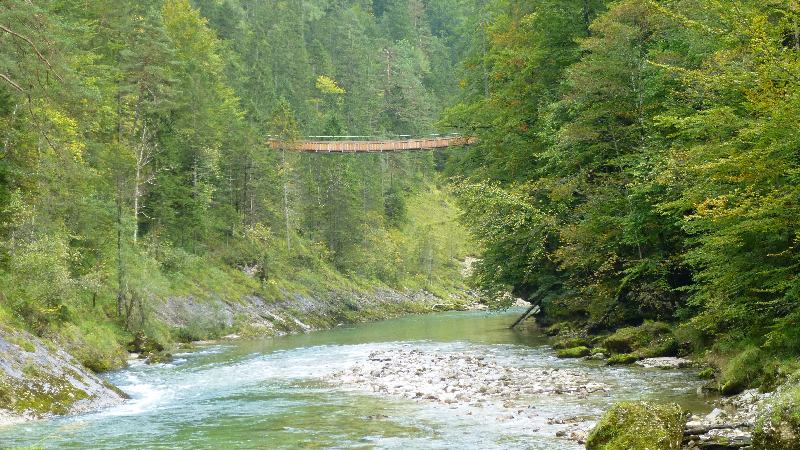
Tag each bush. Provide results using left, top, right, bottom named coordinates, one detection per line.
left=2, top=232, right=79, bottom=333
left=698, top=368, right=715, bottom=380
left=586, top=401, right=685, bottom=450
left=54, top=323, right=127, bottom=373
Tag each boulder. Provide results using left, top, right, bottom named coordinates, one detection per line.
left=557, top=346, right=591, bottom=358
left=602, top=322, right=677, bottom=358
left=552, top=337, right=591, bottom=350
left=0, top=325, right=127, bottom=423
left=607, top=353, right=638, bottom=365
left=586, top=401, right=685, bottom=450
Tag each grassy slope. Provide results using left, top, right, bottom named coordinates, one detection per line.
left=0, top=183, right=473, bottom=373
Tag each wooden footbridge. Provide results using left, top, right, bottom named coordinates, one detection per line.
left=268, top=134, right=475, bottom=153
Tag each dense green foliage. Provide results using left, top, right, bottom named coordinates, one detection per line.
left=0, top=0, right=472, bottom=363
left=445, top=0, right=800, bottom=386
left=4, top=0, right=800, bottom=395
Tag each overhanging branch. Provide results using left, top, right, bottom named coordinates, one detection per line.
left=0, top=23, right=64, bottom=82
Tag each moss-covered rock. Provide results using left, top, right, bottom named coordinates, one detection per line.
left=128, top=330, right=165, bottom=355
left=544, top=321, right=575, bottom=337
left=145, top=351, right=174, bottom=365
left=602, top=322, right=677, bottom=359
left=753, top=384, right=800, bottom=449
left=586, top=401, right=685, bottom=450
left=718, top=347, right=766, bottom=396
left=607, top=353, right=639, bottom=365
left=0, top=326, right=126, bottom=421
left=556, top=346, right=590, bottom=358
left=552, top=336, right=591, bottom=350
left=128, top=331, right=174, bottom=364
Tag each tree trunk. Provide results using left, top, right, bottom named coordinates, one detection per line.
left=133, top=163, right=141, bottom=245
left=116, top=188, right=126, bottom=321
left=281, top=149, right=292, bottom=252
left=583, top=0, right=591, bottom=30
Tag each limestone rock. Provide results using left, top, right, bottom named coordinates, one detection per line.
left=0, top=326, right=127, bottom=424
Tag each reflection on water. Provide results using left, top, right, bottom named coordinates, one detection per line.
left=0, top=311, right=713, bottom=449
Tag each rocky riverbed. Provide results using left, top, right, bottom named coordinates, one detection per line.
left=684, top=389, right=772, bottom=449
left=326, top=346, right=611, bottom=444
left=325, top=345, right=778, bottom=448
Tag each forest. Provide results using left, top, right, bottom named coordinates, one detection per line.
left=2, top=0, right=800, bottom=447
left=0, top=0, right=473, bottom=368
left=448, top=0, right=800, bottom=393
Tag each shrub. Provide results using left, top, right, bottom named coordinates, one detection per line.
left=698, top=368, right=715, bottom=380
left=54, top=323, right=127, bottom=373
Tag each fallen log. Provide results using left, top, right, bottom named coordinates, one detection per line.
left=509, top=303, right=539, bottom=329
left=683, top=422, right=754, bottom=436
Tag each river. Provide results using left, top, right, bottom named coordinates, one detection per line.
left=0, top=311, right=713, bottom=449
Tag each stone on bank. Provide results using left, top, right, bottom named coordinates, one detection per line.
left=556, top=346, right=591, bottom=358
left=0, top=326, right=127, bottom=423
left=753, top=383, right=800, bottom=449
left=586, top=401, right=684, bottom=450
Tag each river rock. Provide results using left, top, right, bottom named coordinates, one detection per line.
left=752, top=382, right=800, bottom=449
left=683, top=389, right=772, bottom=449
left=0, top=326, right=128, bottom=424
left=636, top=357, right=692, bottom=370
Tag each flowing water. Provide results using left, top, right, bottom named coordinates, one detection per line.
left=0, top=311, right=713, bottom=449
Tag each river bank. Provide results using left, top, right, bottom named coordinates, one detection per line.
left=0, top=287, right=475, bottom=425
left=4, top=301, right=788, bottom=450
left=525, top=315, right=800, bottom=449
left=325, top=345, right=610, bottom=445
left=0, top=310, right=711, bottom=449
left=0, top=326, right=127, bottom=426
left=155, top=288, right=476, bottom=342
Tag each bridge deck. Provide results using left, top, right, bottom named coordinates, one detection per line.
left=268, top=135, right=475, bottom=153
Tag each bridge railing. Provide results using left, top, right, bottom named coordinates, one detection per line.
left=267, top=133, right=462, bottom=141
left=267, top=133, right=475, bottom=153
